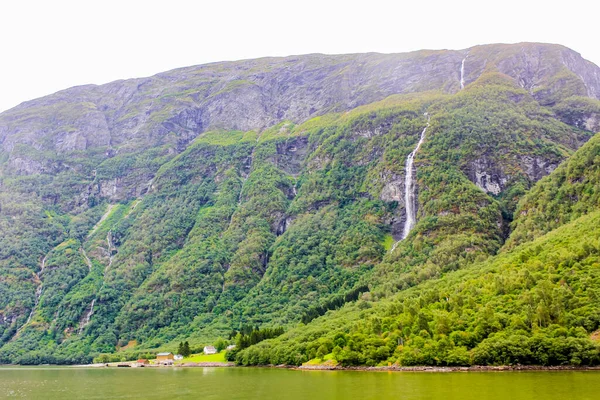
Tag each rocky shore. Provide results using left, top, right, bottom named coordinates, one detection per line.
left=75, top=361, right=236, bottom=368
left=63, top=362, right=600, bottom=371
left=295, top=364, right=600, bottom=372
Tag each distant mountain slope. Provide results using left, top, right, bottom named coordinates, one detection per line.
left=0, top=43, right=599, bottom=364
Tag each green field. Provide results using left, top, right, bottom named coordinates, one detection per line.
left=303, top=353, right=338, bottom=366
left=177, top=352, right=227, bottom=363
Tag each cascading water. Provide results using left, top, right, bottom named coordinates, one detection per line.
left=13, top=254, right=48, bottom=338
left=87, top=204, right=114, bottom=238
left=106, top=231, right=115, bottom=268
left=78, top=231, right=115, bottom=334
left=391, top=115, right=430, bottom=252
left=78, top=299, right=95, bottom=334
left=460, top=59, right=466, bottom=89
left=26, top=255, right=47, bottom=323
left=401, top=116, right=430, bottom=239
left=81, top=248, right=92, bottom=272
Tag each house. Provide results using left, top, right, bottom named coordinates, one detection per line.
left=226, top=345, right=236, bottom=350
left=136, top=359, right=149, bottom=367
left=203, top=345, right=217, bottom=355
left=156, top=352, right=174, bottom=365
left=174, top=354, right=184, bottom=361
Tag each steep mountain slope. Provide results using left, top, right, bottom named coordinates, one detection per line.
left=236, top=133, right=600, bottom=367
left=505, top=133, right=600, bottom=248
left=0, top=42, right=599, bottom=364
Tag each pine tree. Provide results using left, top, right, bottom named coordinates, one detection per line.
left=182, top=341, right=191, bottom=357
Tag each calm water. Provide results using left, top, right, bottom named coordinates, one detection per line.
left=1, top=367, right=599, bottom=399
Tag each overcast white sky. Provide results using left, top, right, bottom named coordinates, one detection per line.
left=0, top=0, right=598, bottom=113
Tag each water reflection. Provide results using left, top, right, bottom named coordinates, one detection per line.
left=0, top=367, right=599, bottom=400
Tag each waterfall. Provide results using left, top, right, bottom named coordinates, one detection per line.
left=24, top=285, right=42, bottom=326
left=81, top=248, right=92, bottom=272
left=391, top=115, right=430, bottom=252
left=146, top=176, right=155, bottom=193
left=26, top=255, right=47, bottom=324
left=14, top=254, right=48, bottom=338
left=106, top=231, right=115, bottom=268
left=78, top=231, right=115, bottom=334
left=401, top=116, right=430, bottom=238
left=460, top=55, right=468, bottom=89
left=78, top=299, right=95, bottom=334
left=77, top=248, right=95, bottom=333
left=87, top=204, right=114, bottom=238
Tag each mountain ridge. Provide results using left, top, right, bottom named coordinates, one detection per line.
left=7, top=41, right=598, bottom=111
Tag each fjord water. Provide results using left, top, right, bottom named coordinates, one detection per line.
left=1, top=368, right=599, bottom=400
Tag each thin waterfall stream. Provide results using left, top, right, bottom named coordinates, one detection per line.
left=12, top=253, right=48, bottom=339
left=25, top=255, right=47, bottom=324
left=77, top=248, right=94, bottom=333
left=391, top=114, right=430, bottom=253
left=460, top=54, right=468, bottom=89
left=78, top=299, right=95, bottom=334
left=78, top=231, right=115, bottom=334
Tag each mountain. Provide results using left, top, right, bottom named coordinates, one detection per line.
left=0, top=42, right=599, bottom=365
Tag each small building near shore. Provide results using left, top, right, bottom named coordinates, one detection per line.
left=203, top=346, right=217, bottom=355
left=136, top=359, right=149, bottom=367
left=174, top=354, right=184, bottom=361
left=156, top=352, right=174, bottom=365
left=226, top=345, right=236, bottom=350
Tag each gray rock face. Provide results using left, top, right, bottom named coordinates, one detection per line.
left=466, top=155, right=560, bottom=196
left=469, top=158, right=508, bottom=195
left=379, top=170, right=407, bottom=240
left=2, top=43, right=598, bottom=165
left=585, top=115, right=600, bottom=132
left=0, top=43, right=598, bottom=210
left=560, top=48, right=600, bottom=99
left=521, top=156, right=558, bottom=182
left=463, top=43, right=600, bottom=104
left=271, top=136, right=310, bottom=176
left=380, top=172, right=406, bottom=203
left=8, top=157, right=44, bottom=175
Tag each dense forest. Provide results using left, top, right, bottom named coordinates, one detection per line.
left=0, top=42, right=599, bottom=366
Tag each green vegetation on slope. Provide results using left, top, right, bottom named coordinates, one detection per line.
left=0, top=44, right=599, bottom=365
left=506, top=133, right=600, bottom=249
left=236, top=210, right=600, bottom=366
left=235, top=125, right=600, bottom=367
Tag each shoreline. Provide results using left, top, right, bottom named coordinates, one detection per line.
left=69, top=362, right=600, bottom=372
left=73, top=361, right=236, bottom=368
left=6, top=362, right=600, bottom=372
left=293, top=364, right=600, bottom=372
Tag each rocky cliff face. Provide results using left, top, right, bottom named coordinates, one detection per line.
left=2, top=43, right=598, bottom=155
left=1, top=44, right=596, bottom=197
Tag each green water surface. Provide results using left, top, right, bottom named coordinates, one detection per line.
left=1, top=367, right=599, bottom=399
